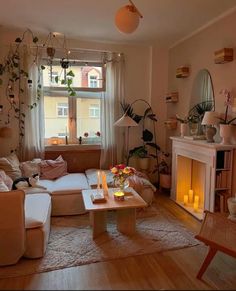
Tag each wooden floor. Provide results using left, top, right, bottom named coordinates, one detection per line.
left=0, top=191, right=236, bottom=290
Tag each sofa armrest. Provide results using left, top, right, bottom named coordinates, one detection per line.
left=0, top=190, right=26, bottom=266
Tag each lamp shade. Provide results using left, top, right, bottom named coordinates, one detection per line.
left=115, top=5, right=140, bottom=34
left=114, top=113, right=138, bottom=127
left=201, top=111, right=218, bottom=125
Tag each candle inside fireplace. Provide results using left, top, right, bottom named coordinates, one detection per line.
left=183, top=194, right=188, bottom=205
left=193, top=195, right=199, bottom=212
left=188, top=189, right=193, bottom=204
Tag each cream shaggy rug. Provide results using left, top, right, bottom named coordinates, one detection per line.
left=0, top=202, right=199, bottom=279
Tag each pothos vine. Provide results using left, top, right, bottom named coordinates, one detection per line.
left=0, top=29, right=45, bottom=153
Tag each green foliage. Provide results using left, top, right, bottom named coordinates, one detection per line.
left=0, top=29, right=43, bottom=154
left=55, top=70, right=76, bottom=97
left=188, top=100, right=214, bottom=122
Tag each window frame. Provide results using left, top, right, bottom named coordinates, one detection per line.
left=43, top=60, right=105, bottom=145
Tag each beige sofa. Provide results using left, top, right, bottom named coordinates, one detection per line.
left=0, top=190, right=51, bottom=266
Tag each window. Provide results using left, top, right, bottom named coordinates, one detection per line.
left=43, top=60, right=105, bottom=144
left=89, top=104, right=100, bottom=118
left=49, top=71, right=58, bottom=84
left=57, top=103, right=68, bottom=117
left=89, top=75, right=98, bottom=88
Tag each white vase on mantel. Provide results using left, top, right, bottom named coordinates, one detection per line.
left=180, top=123, right=188, bottom=137
left=219, top=124, right=232, bottom=145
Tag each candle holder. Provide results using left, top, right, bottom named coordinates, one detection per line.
left=114, top=191, right=125, bottom=201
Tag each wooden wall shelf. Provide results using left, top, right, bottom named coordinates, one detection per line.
left=165, top=92, right=178, bottom=103
left=164, top=118, right=177, bottom=129
left=214, top=48, right=234, bottom=64
left=176, top=66, right=189, bottom=78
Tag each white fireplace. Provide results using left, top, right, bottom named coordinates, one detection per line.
left=170, top=137, right=236, bottom=220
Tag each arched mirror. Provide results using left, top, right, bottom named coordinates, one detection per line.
left=188, top=69, right=215, bottom=137
left=189, top=69, right=215, bottom=111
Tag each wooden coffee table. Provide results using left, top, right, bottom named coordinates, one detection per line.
left=82, top=187, right=147, bottom=238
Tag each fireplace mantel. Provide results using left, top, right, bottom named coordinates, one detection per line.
left=170, top=137, right=236, bottom=220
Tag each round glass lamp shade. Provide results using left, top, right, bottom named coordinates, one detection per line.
left=115, top=5, right=140, bottom=34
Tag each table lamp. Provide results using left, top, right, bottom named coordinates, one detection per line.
left=201, top=111, right=218, bottom=143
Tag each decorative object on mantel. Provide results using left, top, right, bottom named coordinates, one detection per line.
left=115, top=0, right=143, bottom=34
left=219, top=124, right=233, bottom=145
left=176, top=66, right=189, bottom=78
left=164, top=118, right=178, bottom=130
left=201, top=111, right=218, bottom=143
left=165, top=91, right=178, bottom=103
left=214, top=48, right=234, bottom=64
left=176, top=114, right=191, bottom=137
left=218, top=89, right=236, bottom=144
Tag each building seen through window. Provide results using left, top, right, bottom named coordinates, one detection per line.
left=43, top=61, right=104, bottom=145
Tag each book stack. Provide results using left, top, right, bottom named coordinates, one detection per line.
left=90, top=190, right=107, bottom=203
left=215, top=171, right=229, bottom=189
left=215, top=191, right=231, bottom=213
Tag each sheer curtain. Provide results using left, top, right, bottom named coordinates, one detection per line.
left=100, top=53, right=125, bottom=169
left=20, top=49, right=45, bottom=161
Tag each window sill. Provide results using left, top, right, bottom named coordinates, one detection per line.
left=45, top=144, right=101, bottom=152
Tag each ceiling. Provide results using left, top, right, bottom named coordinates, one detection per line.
left=1, top=0, right=236, bottom=47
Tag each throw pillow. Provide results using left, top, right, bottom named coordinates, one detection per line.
left=0, top=153, right=22, bottom=180
left=20, top=159, right=42, bottom=177
left=0, top=179, right=9, bottom=192
left=0, top=170, right=13, bottom=190
left=40, top=155, right=68, bottom=180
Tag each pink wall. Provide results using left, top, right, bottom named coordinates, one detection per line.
left=167, top=10, right=236, bottom=150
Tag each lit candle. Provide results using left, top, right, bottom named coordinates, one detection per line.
left=114, top=191, right=125, bottom=201
left=101, top=171, right=108, bottom=196
left=97, top=171, right=101, bottom=189
left=183, top=194, right=188, bottom=205
left=193, top=195, right=199, bottom=212
left=189, top=189, right=193, bottom=204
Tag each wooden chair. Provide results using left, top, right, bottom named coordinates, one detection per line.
left=195, top=210, right=236, bottom=279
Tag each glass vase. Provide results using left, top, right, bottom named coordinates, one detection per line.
left=114, top=178, right=129, bottom=193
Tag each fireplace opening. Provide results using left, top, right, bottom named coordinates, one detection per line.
left=176, top=155, right=205, bottom=220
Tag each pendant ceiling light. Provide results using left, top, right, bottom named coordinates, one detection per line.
left=115, top=0, right=143, bottom=34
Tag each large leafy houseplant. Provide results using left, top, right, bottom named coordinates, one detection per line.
left=120, top=100, right=161, bottom=179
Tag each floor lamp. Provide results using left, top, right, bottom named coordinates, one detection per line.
left=114, top=112, right=138, bottom=165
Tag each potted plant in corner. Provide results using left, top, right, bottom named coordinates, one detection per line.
left=121, top=100, right=161, bottom=173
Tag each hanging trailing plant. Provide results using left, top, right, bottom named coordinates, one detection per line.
left=0, top=29, right=45, bottom=149
left=55, top=69, right=76, bottom=97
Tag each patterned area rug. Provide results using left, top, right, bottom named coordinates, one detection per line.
left=0, top=201, right=199, bottom=279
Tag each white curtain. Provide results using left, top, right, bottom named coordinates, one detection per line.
left=20, top=49, right=45, bottom=161
left=100, top=53, right=125, bottom=169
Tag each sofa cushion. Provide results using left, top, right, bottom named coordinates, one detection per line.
left=0, top=153, right=22, bottom=180
left=38, top=173, right=90, bottom=195
left=0, top=180, right=9, bottom=191
left=39, top=155, right=68, bottom=180
left=20, top=159, right=42, bottom=177
left=0, top=170, right=13, bottom=190
left=25, top=193, right=51, bottom=229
